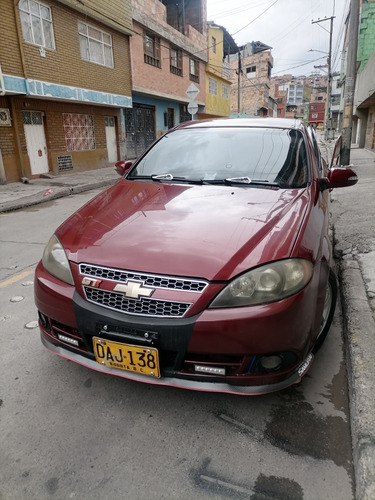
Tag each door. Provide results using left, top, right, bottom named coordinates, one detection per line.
left=23, top=111, right=48, bottom=175
left=105, top=117, right=117, bottom=163
left=124, top=105, right=155, bottom=158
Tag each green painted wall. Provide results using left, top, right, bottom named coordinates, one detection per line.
left=358, top=1, right=375, bottom=71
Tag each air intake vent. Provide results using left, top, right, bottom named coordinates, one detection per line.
left=58, top=155, right=73, bottom=171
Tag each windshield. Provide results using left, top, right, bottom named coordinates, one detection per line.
left=129, top=127, right=310, bottom=188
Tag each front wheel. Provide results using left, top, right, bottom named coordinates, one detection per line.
left=312, top=270, right=338, bottom=354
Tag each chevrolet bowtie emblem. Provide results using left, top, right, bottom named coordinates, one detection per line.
left=113, top=281, right=154, bottom=300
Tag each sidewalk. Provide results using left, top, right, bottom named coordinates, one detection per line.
left=321, top=141, right=375, bottom=500
left=1, top=150, right=375, bottom=499
left=0, top=166, right=119, bottom=213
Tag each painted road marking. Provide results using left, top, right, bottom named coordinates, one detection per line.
left=0, top=268, right=35, bottom=289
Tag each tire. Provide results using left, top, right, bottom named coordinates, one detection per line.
left=312, top=270, right=338, bottom=354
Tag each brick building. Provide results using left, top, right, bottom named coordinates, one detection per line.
left=228, top=42, right=276, bottom=117
left=308, top=101, right=325, bottom=128
left=127, top=0, right=208, bottom=158
left=0, top=0, right=132, bottom=183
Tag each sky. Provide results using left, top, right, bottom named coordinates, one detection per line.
left=206, top=0, right=350, bottom=77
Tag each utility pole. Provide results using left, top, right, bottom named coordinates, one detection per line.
left=340, top=0, right=360, bottom=166
left=312, top=16, right=335, bottom=140
left=237, top=50, right=242, bottom=117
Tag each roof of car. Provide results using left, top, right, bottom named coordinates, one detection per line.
left=177, top=117, right=306, bottom=131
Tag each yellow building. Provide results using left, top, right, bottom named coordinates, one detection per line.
left=199, top=23, right=238, bottom=119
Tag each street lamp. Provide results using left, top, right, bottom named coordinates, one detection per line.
left=308, top=49, right=328, bottom=55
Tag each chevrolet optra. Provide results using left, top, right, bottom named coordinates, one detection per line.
left=35, top=118, right=358, bottom=395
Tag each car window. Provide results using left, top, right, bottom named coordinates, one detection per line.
left=130, top=127, right=310, bottom=188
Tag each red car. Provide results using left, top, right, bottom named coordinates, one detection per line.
left=35, top=118, right=357, bottom=395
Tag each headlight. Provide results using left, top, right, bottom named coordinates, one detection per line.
left=42, top=234, right=74, bottom=285
left=210, top=259, right=313, bottom=308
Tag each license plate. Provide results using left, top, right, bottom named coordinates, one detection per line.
left=93, top=337, right=160, bottom=378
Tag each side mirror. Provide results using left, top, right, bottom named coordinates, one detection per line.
left=320, top=167, right=358, bottom=191
left=115, top=160, right=132, bottom=177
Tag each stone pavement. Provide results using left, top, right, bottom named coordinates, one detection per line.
left=1, top=148, right=374, bottom=499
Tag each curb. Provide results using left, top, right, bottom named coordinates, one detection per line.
left=336, top=250, right=375, bottom=500
left=0, top=179, right=115, bottom=213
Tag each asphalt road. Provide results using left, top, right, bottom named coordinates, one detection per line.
left=0, top=189, right=354, bottom=500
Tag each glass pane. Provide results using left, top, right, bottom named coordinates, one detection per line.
left=78, top=21, right=87, bottom=35
left=88, top=26, right=101, bottom=41
left=104, top=45, right=113, bottom=67
left=29, top=0, right=39, bottom=15
left=89, top=40, right=103, bottom=64
left=132, top=128, right=309, bottom=188
left=31, top=112, right=42, bottom=125
left=40, top=5, right=50, bottom=20
left=22, top=111, right=32, bottom=124
left=31, top=14, right=43, bottom=45
left=42, top=20, right=54, bottom=48
left=103, top=33, right=111, bottom=45
left=20, top=11, right=32, bottom=42
left=79, top=35, right=89, bottom=60
left=19, top=0, right=29, bottom=12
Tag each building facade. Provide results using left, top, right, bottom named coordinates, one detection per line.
left=350, top=0, right=375, bottom=150
left=0, top=0, right=133, bottom=183
left=127, top=0, right=208, bottom=158
left=229, top=42, right=275, bottom=117
left=198, top=23, right=237, bottom=119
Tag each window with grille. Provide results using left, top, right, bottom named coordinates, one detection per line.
left=189, top=58, right=199, bottom=83
left=209, top=77, right=217, bottom=96
left=144, top=34, right=161, bottom=68
left=78, top=21, right=113, bottom=68
left=170, top=48, right=183, bottom=76
left=211, top=36, right=216, bottom=53
left=22, top=111, right=43, bottom=125
left=63, top=113, right=96, bottom=151
left=222, top=84, right=229, bottom=99
left=19, top=0, right=55, bottom=49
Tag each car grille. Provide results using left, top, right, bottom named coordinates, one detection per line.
left=79, top=264, right=208, bottom=292
left=84, top=287, right=191, bottom=318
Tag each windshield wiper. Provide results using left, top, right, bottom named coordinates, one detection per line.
left=152, top=173, right=174, bottom=181
left=225, top=176, right=252, bottom=184
left=224, top=177, right=281, bottom=188
left=127, top=173, right=205, bottom=185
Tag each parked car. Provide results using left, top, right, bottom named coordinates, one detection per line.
left=35, top=118, right=358, bottom=395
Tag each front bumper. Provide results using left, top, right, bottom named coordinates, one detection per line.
left=40, top=333, right=314, bottom=396
left=35, top=258, right=323, bottom=395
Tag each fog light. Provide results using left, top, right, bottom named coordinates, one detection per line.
left=194, top=365, right=226, bottom=376
left=259, top=355, right=283, bottom=371
left=38, top=311, right=49, bottom=329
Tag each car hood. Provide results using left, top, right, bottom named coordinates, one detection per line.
left=58, top=179, right=309, bottom=281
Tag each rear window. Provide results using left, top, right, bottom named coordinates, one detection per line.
left=131, top=127, right=310, bottom=188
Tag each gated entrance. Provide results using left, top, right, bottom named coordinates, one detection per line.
left=124, top=104, right=155, bottom=158
left=23, top=111, right=49, bottom=175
